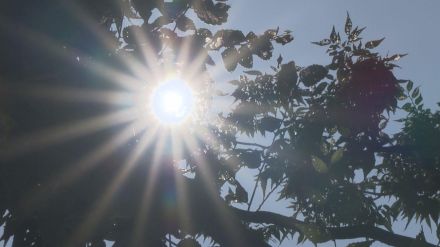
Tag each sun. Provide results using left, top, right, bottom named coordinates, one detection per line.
left=150, top=77, right=194, bottom=124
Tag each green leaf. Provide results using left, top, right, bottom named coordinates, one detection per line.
left=345, top=12, right=352, bottom=35
left=311, top=155, right=328, bottom=173
left=331, top=149, right=344, bottom=164
left=406, top=80, right=414, bottom=91
left=365, top=38, right=385, bottom=49
left=411, top=87, right=420, bottom=98
left=402, top=103, right=412, bottom=112
left=415, top=95, right=423, bottom=105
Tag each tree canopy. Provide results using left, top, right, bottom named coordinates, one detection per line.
left=1, top=1, right=440, bottom=246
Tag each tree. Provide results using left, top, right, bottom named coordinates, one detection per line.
left=0, top=1, right=439, bottom=246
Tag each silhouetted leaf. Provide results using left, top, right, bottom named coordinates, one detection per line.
left=275, top=33, right=294, bottom=45
left=402, top=103, right=412, bottom=112
left=242, top=70, right=261, bottom=76
left=176, top=15, right=196, bottom=31
left=205, top=54, right=215, bottom=65
left=222, top=47, right=239, bottom=71
left=330, top=26, right=337, bottom=43
left=312, top=39, right=331, bottom=46
left=238, top=150, right=261, bottom=169
left=415, top=95, right=423, bottom=105
left=235, top=182, right=248, bottom=203
left=314, top=82, right=328, bottom=94
left=300, top=64, right=328, bottom=86
left=385, top=53, right=407, bottom=62
left=365, top=38, right=385, bottom=49
left=260, top=116, right=282, bottom=132
left=238, top=45, right=253, bottom=68
left=346, top=240, right=374, bottom=247
left=407, top=80, right=414, bottom=91
left=277, top=54, right=283, bottom=68
left=192, top=0, right=230, bottom=25
left=345, top=12, right=352, bottom=35
left=411, top=87, right=420, bottom=98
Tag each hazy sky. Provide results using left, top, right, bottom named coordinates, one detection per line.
left=220, top=0, right=440, bottom=108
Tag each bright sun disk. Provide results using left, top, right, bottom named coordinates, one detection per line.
left=151, top=78, right=193, bottom=124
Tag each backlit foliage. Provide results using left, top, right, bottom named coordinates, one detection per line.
left=0, top=2, right=439, bottom=247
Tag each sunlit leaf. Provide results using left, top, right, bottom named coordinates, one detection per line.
left=311, top=156, right=328, bottom=173
left=331, top=149, right=344, bottom=164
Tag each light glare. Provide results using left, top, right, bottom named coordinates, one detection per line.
left=151, top=78, right=193, bottom=124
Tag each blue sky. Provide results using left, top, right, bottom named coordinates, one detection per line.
left=221, top=0, right=440, bottom=108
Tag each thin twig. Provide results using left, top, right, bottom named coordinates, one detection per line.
left=255, top=178, right=286, bottom=211
left=247, top=164, right=265, bottom=211
left=166, top=235, right=177, bottom=247
left=235, top=141, right=269, bottom=149
left=247, top=131, right=279, bottom=211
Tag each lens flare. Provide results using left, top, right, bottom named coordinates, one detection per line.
left=151, top=78, right=194, bottom=124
